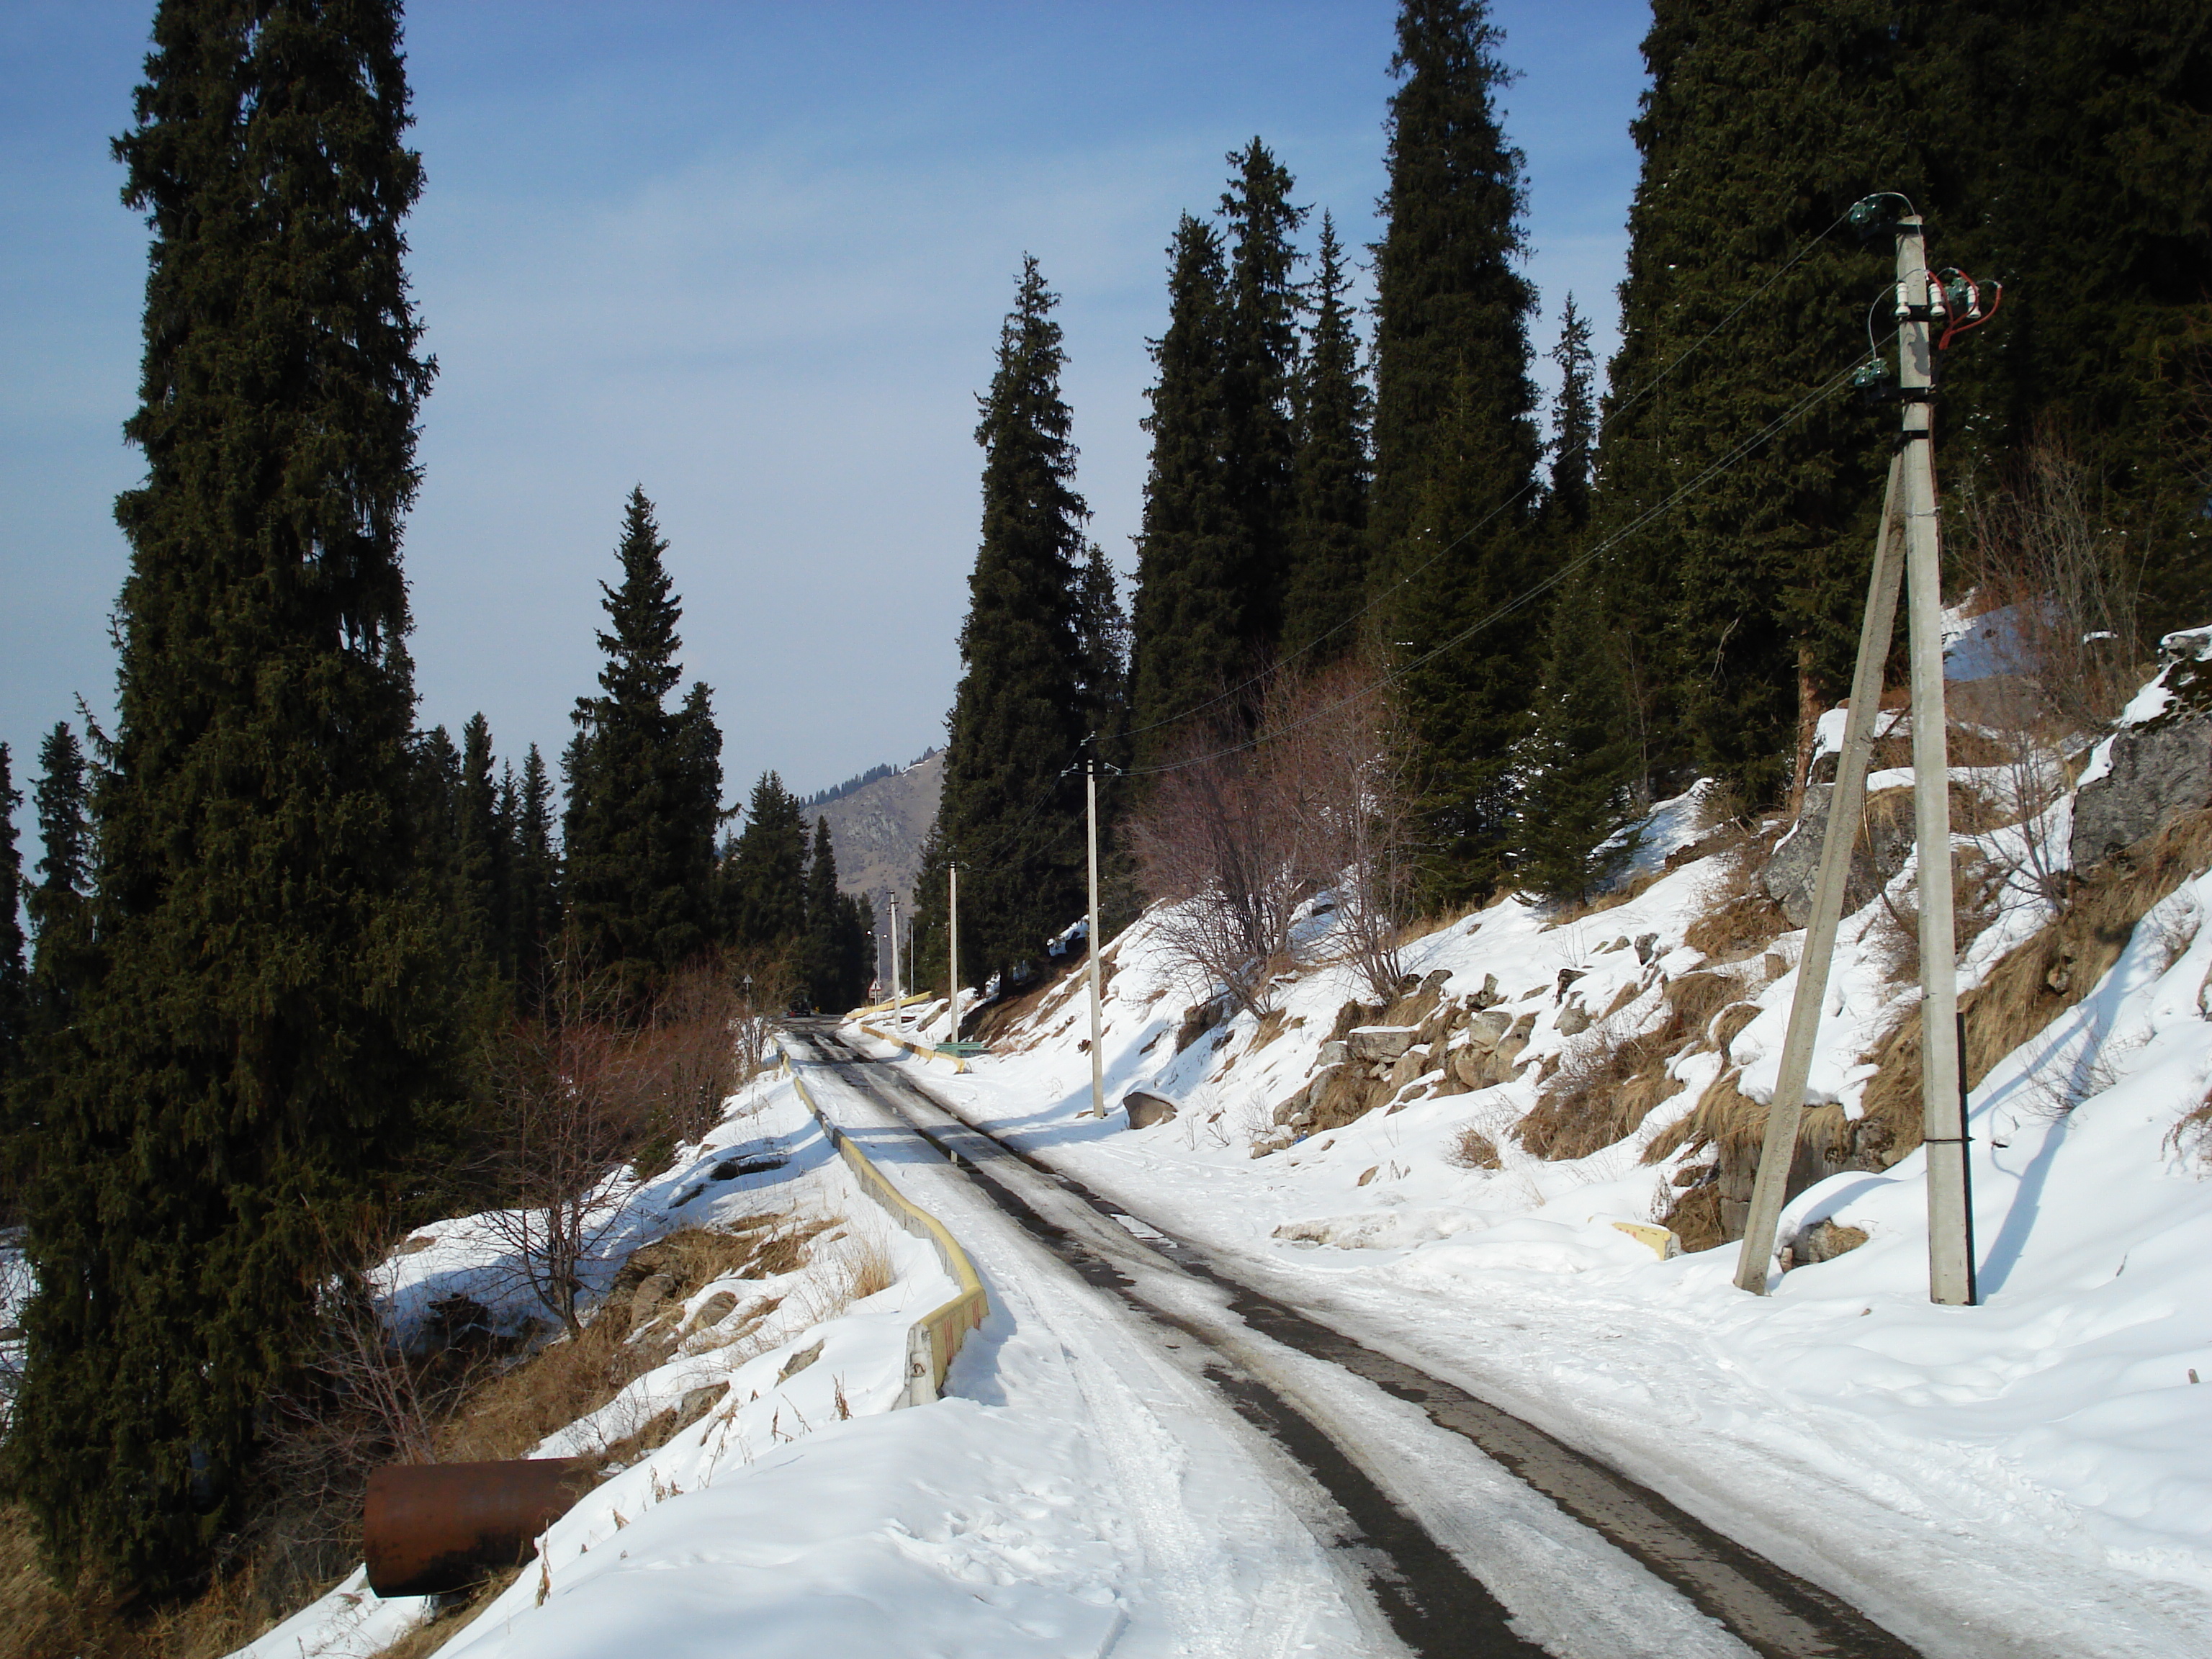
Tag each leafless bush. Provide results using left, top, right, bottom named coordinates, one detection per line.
left=1962, top=423, right=2149, bottom=734
left=1131, top=663, right=1413, bottom=1013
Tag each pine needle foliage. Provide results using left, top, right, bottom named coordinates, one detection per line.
left=1281, top=213, right=1373, bottom=667
left=920, top=258, right=1092, bottom=990
left=1370, top=0, right=1545, bottom=905
left=721, top=771, right=808, bottom=953
left=1218, top=138, right=1308, bottom=657
left=0, top=748, right=24, bottom=1098
left=561, top=488, right=723, bottom=1002
left=1129, top=217, right=1242, bottom=770
left=11, top=0, right=456, bottom=1592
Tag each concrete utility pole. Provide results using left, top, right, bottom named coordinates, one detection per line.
left=1084, top=757, right=1105, bottom=1118
left=1733, top=204, right=1978, bottom=1304
left=888, top=896, right=902, bottom=1007
left=947, top=860, right=961, bottom=1045
left=1897, top=213, right=1976, bottom=1307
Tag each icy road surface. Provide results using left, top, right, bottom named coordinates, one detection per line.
left=791, top=1023, right=1916, bottom=1658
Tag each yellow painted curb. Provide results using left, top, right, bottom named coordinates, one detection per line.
left=786, top=1064, right=989, bottom=1405
left=1610, top=1220, right=1683, bottom=1261
left=850, top=992, right=937, bottom=1018
left=857, top=1021, right=971, bottom=1073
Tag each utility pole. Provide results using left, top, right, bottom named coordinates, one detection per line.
left=1897, top=212, right=1975, bottom=1307
left=1083, top=757, right=1105, bottom=1118
left=888, top=896, right=902, bottom=1007
left=947, top=859, right=961, bottom=1045
left=1733, top=201, right=1986, bottom=1304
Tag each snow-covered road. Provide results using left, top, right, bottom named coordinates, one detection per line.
left=793, top=1024, right=1908, bottom=1658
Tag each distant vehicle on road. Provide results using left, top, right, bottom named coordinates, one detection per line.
left=785, top=992, right=814, bottom=1017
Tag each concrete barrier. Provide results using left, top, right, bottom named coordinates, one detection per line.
left=857, top=1020, right=971, bottom=1073
left=784, top=1061, right=989, bottom=1406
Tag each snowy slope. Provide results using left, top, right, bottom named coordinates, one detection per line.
left=904, top=764, right=2212, bottom=1647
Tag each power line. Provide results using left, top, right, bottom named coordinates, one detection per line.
left=1108, top=207, right=1860, bottom=749
left=1124, top=341, right=1881, bottom=778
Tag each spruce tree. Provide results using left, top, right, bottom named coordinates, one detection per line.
left=1128, top=217, right=1242, bottom=768
left=0, top=747, right=24, bottom=1095
left=1510, top=575, right=1640, bottom=902
left=510, top=743, right=557, bottom=994
left=27, top=725, right=96, bottom=1037
left=722, top=771, right=809, bottom=952
left=457, top=712, right=503, bottom=972
left=919, top=258, right=1092, bottom=988
left=1218, top=138, right=1307, bottom=656
left=1280, top=212, right=1373, bottom=666
left=14, top=0, right=451, bottom=1589
left=1370, top=0, right=1545, bottom=902
left=801, top=818, right=842, bottom=1009
left=1545, top=296, right=1596, bottom=532
left=562, top=488, right=723, bottom=999
left=1591, top=1, right=1941, bottom=805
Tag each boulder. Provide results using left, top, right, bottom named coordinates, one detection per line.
left=1791, top=1219, right=1869, bottom=1265
left=1556, top=1002, right=1591, bottom=1038
left=1317, top=1039, right=1351, bottom=1067
left=1124, top=1091, right=1179, bottom=1130
left=1347, top=1025, right=1419, bottom=1063
left=1469, top=973, right=1503, bottom=1010
left=1463, top=1008, right=1514, bottom=1053
left=1385, top=1045, right=1431, bottom=1093
left=1761, top=782, right=1914, bottom=927
left=2071, top=629, right=2212, bottom=873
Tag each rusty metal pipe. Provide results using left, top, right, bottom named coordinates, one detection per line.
left=364, top=1458, right=596, bottom=1597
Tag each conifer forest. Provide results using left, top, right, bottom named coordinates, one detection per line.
left=0, top=2, right=2208, bottom=1655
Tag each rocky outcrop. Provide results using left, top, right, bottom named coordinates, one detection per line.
left=2071, top=628, right=2212, bottom=873
left=1761, top=783, right=1913, bottom=927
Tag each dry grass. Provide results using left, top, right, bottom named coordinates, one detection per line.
left=1517, top=1022, right=1687, bottom=1161
left=1683, top=894, right=1791, bottom=965
left=369, top=1568, right=523, bottom=1659
left=1860, top=807, right=2212, bottom=1155
left=1445, top=1128, right=1503, bottom=1170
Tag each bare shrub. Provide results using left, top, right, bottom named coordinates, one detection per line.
left=1445, top=1127, right=1502, bottom=1170
left=1131, top=662, right=1413, bottom=1012
left=1961, top=423, right=2150, bottom=734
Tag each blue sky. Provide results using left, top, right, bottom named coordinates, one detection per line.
left=0, top=0, right=1650, bottom=834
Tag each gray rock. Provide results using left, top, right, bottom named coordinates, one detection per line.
left=1317, top=1039, right=1350, bottom=1066
left=1760, top=782, right=1912, bottom=927
left=1791, top=1220, right=1869, bottom=1265
left=1463, top=1008, right=1513, bottom=1053
left=1470, top=973, right=1503, bottom=1010
left=1347, top=1025, right=1419, bottom=1062
left=631, top=1272, right=676, bottom=1319
left=1124, top=1091, right=1179, bottom=1130
left=2071, top=636, right=2212, bottom=872
left=1556, top=1002, right=1591, bottom=1038
left=1635, top=932, right=1659, bottom=964
left=776, top=1339, right=824, bottom=1382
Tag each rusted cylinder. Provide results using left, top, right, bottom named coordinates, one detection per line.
left=364, top=1458, right=596, bottom=1597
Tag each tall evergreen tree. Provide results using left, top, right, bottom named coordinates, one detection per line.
left=1509, top=576, right=1640, bottom=901
left=919, top=258, right=1092, bottom=989
left=1545, top=295, right=1596, bottom=532
left=1075, top=543, right=1130, bottom=757
left=1280, top=212, right=1373, bottom=665
left=1128, top=217, right=1241, bottom=768
left=721, top=770, right=809, bottom=952
left=0, top=747, right=24, bottom=1096
left=27, top=725, right=96, bottom=1036
left=510, top=743, right=557, bottom=992
left=562, top=488, right=723, bottom=998
left=800, top=818, right=842, bottom=1009
left=1591, top=2, right=1946, bottom=805
left=1218, top=138, right=1307, bottom=656
left=13, top=0, right=452, bottom=1589
left=457, top=712, right=504, bottom=971
left=1370, top=0, right=1545, bottom=902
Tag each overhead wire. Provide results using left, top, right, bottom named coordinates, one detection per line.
left=1122, top=340, right=1886, bottom=778
left=1105, top=206, right=1863, bottom=750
